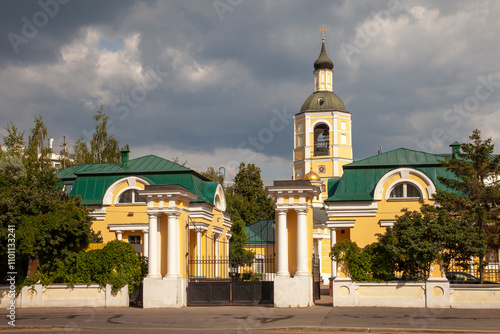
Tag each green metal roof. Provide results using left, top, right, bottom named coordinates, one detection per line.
left=325, top=148, right=456, bottom=202
left=56, top=155, right=217, bottom=206
left=346, top=148, right=448, bottom=169
left=299, top=91, right=347, bottom=113
left=244, top=218, right=275, bottom=244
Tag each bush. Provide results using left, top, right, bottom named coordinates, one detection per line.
left=26, top=240, right=147, bottom=294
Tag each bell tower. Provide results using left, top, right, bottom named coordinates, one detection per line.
left=293, top=26, right=353, bottom=194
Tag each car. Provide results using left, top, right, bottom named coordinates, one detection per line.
left=445, top=272, right=496, bottom=284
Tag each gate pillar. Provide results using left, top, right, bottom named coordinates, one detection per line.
left=267, top=180, right=320, bottom=307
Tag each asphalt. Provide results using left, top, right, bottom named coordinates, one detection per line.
left=2, top=287, right=500, bottom=334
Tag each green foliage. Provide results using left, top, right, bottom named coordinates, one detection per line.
left=330, top=205, right=487, bottom=281
left=330, top=240, right=374, bottom=281
left=229, top=219, right=254, bottom=269
left=226, top=162, right=274, bottom=226
left=0, top=154, right=26, bottom=179
left=27, top=241, right=146, bottom=294
left=0, top=162, right=97, bottom=285
left=434, top=129, right=500, bottom=281
left=201, top=166, right=224, bottom=184
left=3, top=122, right=25, bottom=157
left=73, top=106, right=124, bottom=165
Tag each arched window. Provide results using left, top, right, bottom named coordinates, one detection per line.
left=389, top=183, right=422, bottom=199
left=314, top=124, right=329, bottom=156
left=118, top=189, right=146, bottom=204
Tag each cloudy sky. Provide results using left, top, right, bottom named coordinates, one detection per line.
left=1, top=0, right=499, bottom=184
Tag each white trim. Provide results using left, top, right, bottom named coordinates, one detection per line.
left=311, top=120, right=333, bottom=132
left=189, top=222, right=209, bottom=231
left=88, top=206, right=106, bottom=221
left=384, top=180, right=425, bottom=200
left=189, top=202, right=214, bottom=221
left=222, top=212, right=233, bottom=228
left=103, top=176, right=151, bottom=206
left=379, top=220, right=396, bottom=228
left=114, top=187, right=147, bottom=205
left=214, top=184, right=226, bottom=211
left=326, top=220, right=355, bottom=228
left=325, top=201, right=378, bottom=217
left=373, top=168, right=436, bottom=201
left=212, top=226, right=224, bottom=236
left=108, top=223, right=149, bottom=232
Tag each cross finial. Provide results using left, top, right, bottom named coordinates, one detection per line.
left=320, top=25, right=327, bottom=41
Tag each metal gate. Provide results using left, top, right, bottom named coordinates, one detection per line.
left=187, top=218, right=275, bottom=305
left=312, top=254, right=321, bottom=301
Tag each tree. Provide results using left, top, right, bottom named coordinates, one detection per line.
left=226, top=163, right=274, bottom=226
left=0, top=157, right=99, bottom=285
left=3, top=122, right=25, bottom=157
left=25, top=115, right=53, bottom=177
left=73, top=137, right=93, bottom=164
left=201, top=166, right=224, bottom=184
left=330, top=205, right=487, bottom=281
left=91, top=106, right=121, bottom=163
left=433, top=129, right=500, bottom=282
left=73, top=106, right=123, bottom=165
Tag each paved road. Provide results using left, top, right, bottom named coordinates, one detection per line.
left=2, top=305, right=500, bottom=334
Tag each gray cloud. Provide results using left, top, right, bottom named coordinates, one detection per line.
left=1, top=0, right=500, bottom=183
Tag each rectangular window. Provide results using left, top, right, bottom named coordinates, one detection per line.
left=128, top=235, right=142, bottom=255
left=297, top=123, right=303, bottom=132
left=341, top=134, right=347, bottom=145
left=341, top=121, right=346, bottom=130
left=297, top=167, right=303, bottom=177
left=297, top=135, right=303, bottom=147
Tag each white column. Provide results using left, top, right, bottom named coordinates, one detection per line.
left=157, top=216, right=162, bottom=276
left=296, top=208, right=308, bottom=276
left=116, top=230, right=123, bottom=241
left=174, top=213, right=181, bottom=278
left=147, top=213, right=161, bottom=278
left=330, top=228, right=337, bottom=277
left=276, top=209, right=289, bottom=276
left=142, top=229, right=149, bottom=258
left=165, top=213, right=178, bottom=278
left=215, top=234, right=220, bottom=277
left=196, top=229, right=202, bottom=277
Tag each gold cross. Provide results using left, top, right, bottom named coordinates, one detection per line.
left=320, top=25, right=327, bottom=41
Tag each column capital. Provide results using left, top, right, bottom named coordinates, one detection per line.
left=165, top=210, right=181, bottom=218
left=296, top=207, right=308, bottom=214
left=146, top=211, right=160, bottom=218
left=276, top=208, right=289, bottom=214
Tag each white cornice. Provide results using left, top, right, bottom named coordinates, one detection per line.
left=326, top=220, right=355, bottom=228
left=189, top=202, right=214, bottom=221
left=325, top=201, right=378, bottom=217
left=222, top=212, right=232, bottom=228
left=379, top=219, right=396, bottom=228
left=108, top=223, right=148, bottom=232
left=88, top=206, right=106, bottom=221
left=190, top=222, right=209, bottom=231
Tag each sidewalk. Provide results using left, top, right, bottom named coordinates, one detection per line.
left=4, top=286, right=500, bottom=333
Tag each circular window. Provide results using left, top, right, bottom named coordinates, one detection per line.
left=318, top=98, right=325, bottom=106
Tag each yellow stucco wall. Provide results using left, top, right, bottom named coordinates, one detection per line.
left=87, top=177, right=230, bottom=280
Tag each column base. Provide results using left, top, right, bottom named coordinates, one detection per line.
left=274, top=275, right=313, bottom=307
left=143, top=277, right=187, bottom=308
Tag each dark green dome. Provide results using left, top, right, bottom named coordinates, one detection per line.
left=314, top=40, right=334, bottom=70
left=299, top=91, right=347, bottom=113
